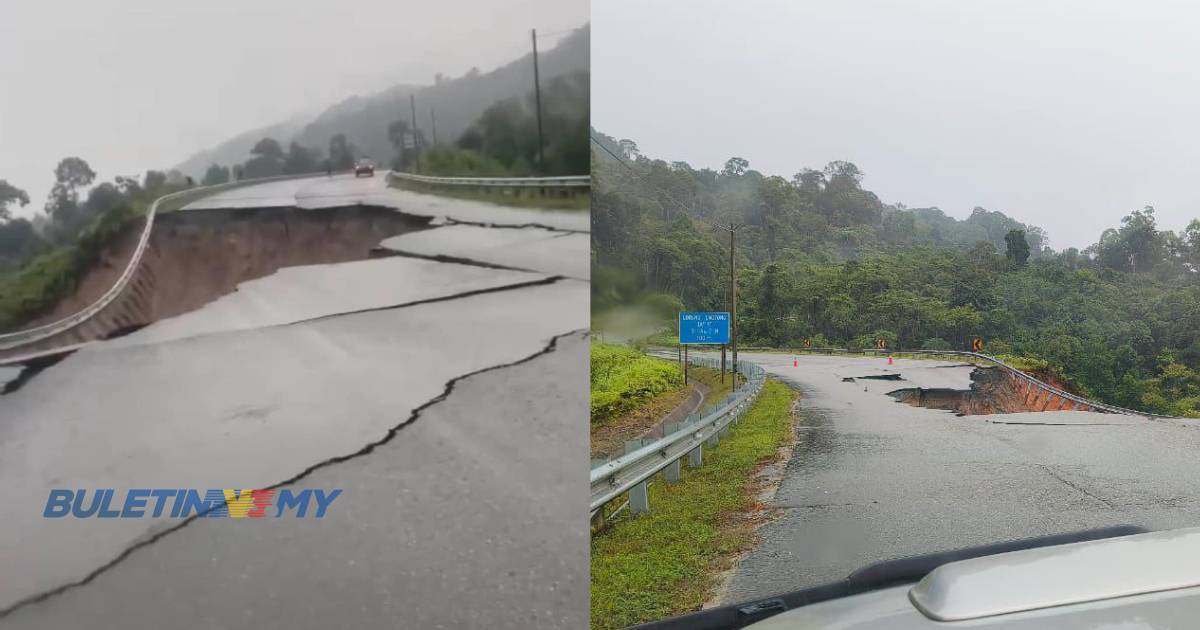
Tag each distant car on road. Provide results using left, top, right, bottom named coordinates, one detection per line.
left=354, top=158, right=375, bottom=178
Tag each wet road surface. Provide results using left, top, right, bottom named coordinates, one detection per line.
left=380, top=225, right=590, bottom=280
left=183, top=172, right=589, bottom=233
left=723, top=352, right=1200, bottom=604
left=0, top=177, right=588, bottom=628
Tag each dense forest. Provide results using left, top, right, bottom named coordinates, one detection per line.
left=592, top=131, right=1200, bottom=417
left=423, top=69, right=589, bottom=177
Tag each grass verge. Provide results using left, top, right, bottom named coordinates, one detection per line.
left=591, top=344, right=683, bottom=426
left=388, top=176, right=590, bottom=211
left=590, top=363, right=743, bottom=459
left=590, top=379, right=798, bottom=630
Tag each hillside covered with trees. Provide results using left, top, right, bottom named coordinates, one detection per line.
left=0, top=161, right=194, bottom=330
left=175, top=25, right=589, bottom=179
left=592, top=131, right=1200, bottom=417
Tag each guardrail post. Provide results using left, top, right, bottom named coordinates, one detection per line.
left=629, top=480, right=649, bottom=514
left=625, top=440, right=650, bottom=514
left=664, top=459, right=681, bottom=483
left=662, top=422, right=682, bottom=483
left=688, top=445, right=702, bottom=467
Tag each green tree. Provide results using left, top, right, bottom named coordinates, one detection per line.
left=201, top=164, right=230, bottom=186
left=0, top=181, right=30, bottom=222
left=242, top=137, right=286, bottom=178
left=282, top=142, right=320, bottom=174
left=1004, top=229, right=1030, bottom=266
left=328, top=133, right=357, bottom=170
left=143, top=170, right=167, bottom=192
left=250, top=137, right=284, bottom=161
left=45, top=157, right=97, bottom=240
left=722, top=157, right=749, bottom=177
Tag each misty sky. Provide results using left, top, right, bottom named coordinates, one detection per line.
left=593, top=0, right=1200, bottom=250
left=0, top=0, right=586, bottom=219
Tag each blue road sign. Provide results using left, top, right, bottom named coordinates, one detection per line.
left=679, top=312, right=731, bottom=345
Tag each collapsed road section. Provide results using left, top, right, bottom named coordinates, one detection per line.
left=1, top=205, right=431, bottom=358
left=841, top=362, right=1102, bottom=416
left=0, top=173, right=589, bottom=629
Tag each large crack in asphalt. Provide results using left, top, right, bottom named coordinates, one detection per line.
left=376, top=248, right=538, bottom=274
left=0, top=353, right=71, bottom=396
left=4, top=275, right=568, bottom=379
left=443, top=216, right=588, bottom=234
left=377, top=248, right=588, bottom=282
left=0, top=327, right=588, bottom=619
left=281, top=274, right=567, bottom=327
left=1035, top=463, right=1117, bottom=509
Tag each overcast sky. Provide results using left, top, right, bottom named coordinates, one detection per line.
left=0, top=0, right=586, bottom=219
left=594, top=0, right=1200, bottom=250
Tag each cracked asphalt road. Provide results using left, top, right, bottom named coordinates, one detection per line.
left=380, top=225, right=590, bottom=280
left=3, top=333, right=588, bottom=630
left=0, top=180, right=588, bottom=628
left=183, top=172, right=589, bottom=233
left=723, top=352, right=1200, bottom=604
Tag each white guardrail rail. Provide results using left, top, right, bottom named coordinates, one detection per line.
left=590, top=355, right=767, bottom=517
left=389, top=171, right=590, bottom=189
left=0, top=172, right=323, bottom=353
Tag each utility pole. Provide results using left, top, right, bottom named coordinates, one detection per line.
left=720, top=267, right=727, bottom=385
left=531, top=28, right=545, bottom=173
left=430, top=109, right=438, bottom=146
left=410, top=93, right=420, bottom=172
left=726, top=223, right=742, bottom=379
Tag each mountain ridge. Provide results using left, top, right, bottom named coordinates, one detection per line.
left=175, top=24, right=589, bottom=177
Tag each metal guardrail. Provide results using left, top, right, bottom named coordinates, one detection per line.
left=0, top=172, right=325, bottom=352
left=388, top=171, right=590, bottom=189
left=589, top=356, right=767, bottom=517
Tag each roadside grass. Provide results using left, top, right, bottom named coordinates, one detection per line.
left=693, top=363, right=741, bottom=412
left=591, top=343, right=683, bottom=426
left=591, top=374, right=689, bottom=459
left=388, top=176, right=589, bottom=211
left=590, top=363, right=743, bottom=459
left=590, top=379, right=798, bottom=630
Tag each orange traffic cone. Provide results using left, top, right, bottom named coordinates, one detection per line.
left=887, top=355, right=893, bottom=365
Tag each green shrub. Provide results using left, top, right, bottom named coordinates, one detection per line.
left=0, top=203, right=141, bottom=331
left=591, top=343, right=683, bottom=424
left=921, top=337, right=951, bottom=350
left=419, top=147, right=509, bottom=177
